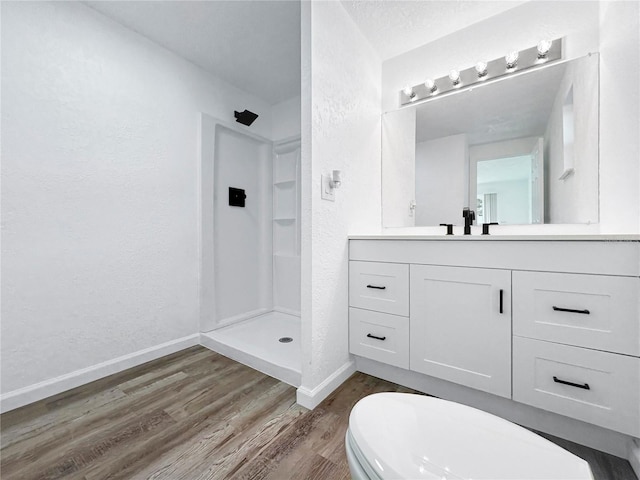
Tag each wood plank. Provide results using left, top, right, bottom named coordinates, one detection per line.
left=1, top=347, right=636, bottom=480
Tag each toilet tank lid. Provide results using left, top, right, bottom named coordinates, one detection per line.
left=348, top=393, right=593, bottom=480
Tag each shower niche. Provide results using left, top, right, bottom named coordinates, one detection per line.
left=199, top=114, right=301, bottom=387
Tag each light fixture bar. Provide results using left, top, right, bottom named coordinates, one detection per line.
left=399, top=38, right=562, bottom=106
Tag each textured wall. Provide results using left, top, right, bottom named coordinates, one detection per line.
left=598, top=0, right=640, bottom=234
left=300, top=1, right=382, bottom=390
left=381, top=108, right=416, bottom=227
left=1, top=1, right=272, bottom=394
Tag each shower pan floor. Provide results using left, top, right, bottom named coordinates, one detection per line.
left=201, top=311, right=301, bottom=387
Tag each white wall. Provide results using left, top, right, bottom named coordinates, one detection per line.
left=272, top=95, right=301, bottom=142
left=381, top=108, right=416, bottom=227
left=415, top=134, right=467, bottom=226
left=598, top=0, right=640, bottom=233
left=298, top=0, right=381, bottom=407
left=382, top=0, right=640, bottom=233
left=0, top=1, right=272, bottom=406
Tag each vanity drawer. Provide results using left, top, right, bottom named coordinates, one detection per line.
left=513, top=336, right=640, bottom=437
left=349, top=261, right=409, bottom=316
left=513, top=271, right=640, bottom=356
left=349, top=307, right=409, bottom=369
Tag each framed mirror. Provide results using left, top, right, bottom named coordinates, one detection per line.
left=382, top=53, right=599, bottom=228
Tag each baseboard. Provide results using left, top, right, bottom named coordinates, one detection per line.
left=629, top=438, right=640, bottom=480
left=296, top=360, right=356, bottom=410
left=0, top=334, right=200, bottom=413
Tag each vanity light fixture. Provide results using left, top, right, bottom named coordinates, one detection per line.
left=505, top=51, right=519, bottom=70
left=537, top=39, right=553, bottom=59
left=399, top=37, right=562, bottom=106
left=475, top=61, right=488, bottom=78
left=425, top=78, right=438, bottom=94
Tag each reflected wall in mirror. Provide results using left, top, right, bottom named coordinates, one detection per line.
left=382, top=53, right=599, bottom=228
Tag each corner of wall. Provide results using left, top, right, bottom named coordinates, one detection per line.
left=296, top=360, right=356, bottom=410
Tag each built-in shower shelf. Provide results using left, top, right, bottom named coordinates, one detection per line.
left=273, top=250, right=297, bottom=257
left=273, top=140, right=301, bottom=310
left=274, top=179, right=296, bottom=186
left=274, top=253, right=300, bottom=259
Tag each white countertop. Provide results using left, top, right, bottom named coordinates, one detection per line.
left=349, top=234, right=640, bottom=241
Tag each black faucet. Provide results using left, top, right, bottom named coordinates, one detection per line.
left=462, top=208, right=475, bottom=235
left=439, top=223, right=454, bottom=235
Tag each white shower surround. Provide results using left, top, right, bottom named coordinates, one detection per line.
left=212, top=125, right=273, bottom=327
left=199, top=116, right=301, bottom=330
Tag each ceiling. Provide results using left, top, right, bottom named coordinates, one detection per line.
left=84, top=1, right=527, bottom=105
left=85, top=1, right=301, bottom=105
left=414, top=61, right=568, bottom=145
left=340, top=0, right=526, bottom=61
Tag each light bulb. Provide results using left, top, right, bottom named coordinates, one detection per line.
left=402, top=85, right=416, bottom=99
left=537, top=39, right=553, bottom=59
left=475, top=61, right=488, bottom=78
left=505, top=51, right=519, bottom=70
left=448, top=69, right=461, bottom=86
left=424, top=78, right=437, bottom=94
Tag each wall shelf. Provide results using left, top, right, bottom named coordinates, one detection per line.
left=274, top=253, right=299, bottom=259
left=274, top=179, right=296, bottom=186
left=273, top=140, right=301, bottom=313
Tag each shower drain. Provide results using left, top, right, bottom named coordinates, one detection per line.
left=279, top=337, right=293, bottom=343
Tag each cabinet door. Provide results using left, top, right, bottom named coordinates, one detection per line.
left=410, top=265, right=511, bottom=398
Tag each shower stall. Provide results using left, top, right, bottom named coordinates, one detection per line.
left=199, top=114, right=301, bottom=386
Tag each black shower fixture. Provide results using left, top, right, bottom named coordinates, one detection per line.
left=234, top=109, right=258, bottom=126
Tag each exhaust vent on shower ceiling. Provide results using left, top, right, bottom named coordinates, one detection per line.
left=234, top=109, right=259, bottom=126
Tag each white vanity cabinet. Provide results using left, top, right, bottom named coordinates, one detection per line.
left=348, top=261, right=410, bottom=368
left=512, top=271, right=640, bottom=356
left=348, top=238, right=640, bottom=439
left=410, top=265, right=511, bottom=398
left=511, top=270, right=640, bottom=436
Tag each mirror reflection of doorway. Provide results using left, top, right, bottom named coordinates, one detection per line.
left=476, top=139, right=543, bottom=225
left=482, top=193, right=498, bottom=223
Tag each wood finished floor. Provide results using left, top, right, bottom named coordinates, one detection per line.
left=1, top=346, right=636, bottom=480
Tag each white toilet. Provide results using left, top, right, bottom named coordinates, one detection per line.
left=345, top=393, right=594, bottom=480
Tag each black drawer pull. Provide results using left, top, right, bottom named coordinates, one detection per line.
left=553, top=376, right=590, bottom=390
left=366, top=285, right=386, bottom=290
left=553, top=306, right=590, bottom=315
left=366, top=333, right=386, bottom=341
left=499, top=289, right=504, bottom=314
